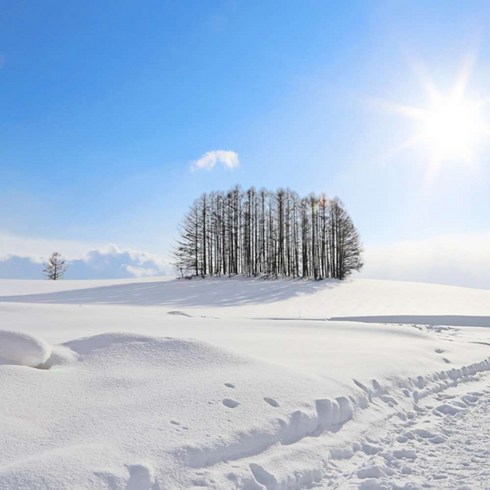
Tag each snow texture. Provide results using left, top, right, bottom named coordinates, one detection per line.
left=0, top=277, right=489, bottom=489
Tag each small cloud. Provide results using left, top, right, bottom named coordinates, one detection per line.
left=191, top=150, right=239, bottom=172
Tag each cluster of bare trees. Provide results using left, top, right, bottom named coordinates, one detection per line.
left=174, top=186, right=363, bottom=280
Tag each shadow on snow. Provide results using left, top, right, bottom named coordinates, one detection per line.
left=0, top=277, right=341, bottom=308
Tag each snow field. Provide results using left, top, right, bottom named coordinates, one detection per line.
left=0, top=277, right=490, bottom=488
left=3, top=276, right=490, bottom=322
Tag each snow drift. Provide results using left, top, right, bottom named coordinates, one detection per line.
left=0, top=330, right=51, bottom=367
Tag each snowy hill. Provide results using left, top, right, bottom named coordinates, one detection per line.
left=0, top=278, right=489, bottom=489
left=3, top=276, right=490, bottom=320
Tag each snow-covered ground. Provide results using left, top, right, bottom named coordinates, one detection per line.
left=0, top=277, right=489, bottom=489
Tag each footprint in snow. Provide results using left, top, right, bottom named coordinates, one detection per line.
left=125, top=463, right=155, bottom=490
left=167, top=310, right=191, bottom=317
left=222, top=398, right=240, bottom=408
left=263, top=397, right=280, bottom=407
left=392, top=448, right=417, bottom=460
left=435, top=403, right=460, bottom=416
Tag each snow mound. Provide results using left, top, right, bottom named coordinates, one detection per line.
left=63, top=332, right=249, bottom=369
left=0, top=330, right=51, bottom=367
left=63, top=332, right=158, bottom=355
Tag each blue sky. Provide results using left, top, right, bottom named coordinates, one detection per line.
left=2, top=1, right=490, bottom=285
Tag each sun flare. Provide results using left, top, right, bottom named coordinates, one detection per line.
left=375, top=58, right=490, bottom=179
left=418, top=94, right=486, bottom=166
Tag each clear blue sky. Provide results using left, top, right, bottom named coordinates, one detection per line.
left=2, top=0, right=490, bottom=263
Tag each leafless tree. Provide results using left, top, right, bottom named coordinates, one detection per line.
left=173, top=186, right=363, bottom=280
left=43, top=252, right=68, bottom=280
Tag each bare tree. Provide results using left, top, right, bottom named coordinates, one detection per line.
left=329, top=198, right=363, bottom=279
left=43, top=252, right=68, bottom=280
left=173, top=201, right=201, bottom=277
left=173, top=186, right=363, bottom=280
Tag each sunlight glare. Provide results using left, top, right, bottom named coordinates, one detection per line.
left=373, top=56, right=490, bottom=180
left=421, top=95, right=481, bottom=160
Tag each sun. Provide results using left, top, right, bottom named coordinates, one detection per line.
left=373, top=57, right=490, bottom=180
left=420, top=94, right=482, bottom=161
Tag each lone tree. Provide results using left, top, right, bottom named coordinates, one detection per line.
left=173, top=186, right=363, bottom=280
left=43, top=252, right=69, bottom=280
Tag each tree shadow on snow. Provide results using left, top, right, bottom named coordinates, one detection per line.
left=0, top=277, right=341, bottom=308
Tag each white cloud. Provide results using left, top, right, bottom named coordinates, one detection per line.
left=0, top=231, right=104, bottom=261
left=191, top=150, right=239, bottom=172
left=0, top=232, right=174, bottom=279
left=125, top=265, right=160, bottom=278
left=360, top=233, right=490, bottom=289
left=67, top=247, right=173, bottom=279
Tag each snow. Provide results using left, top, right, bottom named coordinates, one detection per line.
left=0, top=277, right=489, bottom=489
left=0, top=330, right=51, bottom=367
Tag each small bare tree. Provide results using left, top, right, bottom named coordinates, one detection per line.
left=43, top=252, right=68, bottom=280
